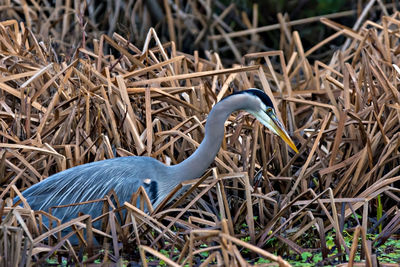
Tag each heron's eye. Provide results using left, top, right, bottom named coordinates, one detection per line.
left=266, top=107, right=273, bottom=113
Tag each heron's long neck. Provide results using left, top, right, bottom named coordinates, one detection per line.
left=170, top=95, right=245, bottom=182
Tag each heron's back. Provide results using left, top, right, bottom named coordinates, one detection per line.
left=19, top=156, right=173, bottom=222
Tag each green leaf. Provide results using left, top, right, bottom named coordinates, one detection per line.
left=326, top=239, right=335, bottom=249
left=256, top=257, right=272, bottom=264
left=377, top=194, right=383, bottom=233
left=301, top=251, right=312, bottom=261
left=160, top=249, right=169, bottom=257
left=200, top=251, right=209, bottom=257
left=241, top=236, right=251, bottom=242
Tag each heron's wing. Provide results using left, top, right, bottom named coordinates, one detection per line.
left=19, top=157, right=166, bottom=222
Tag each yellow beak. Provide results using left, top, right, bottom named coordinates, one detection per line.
left=250, top=109, right=298, bottom=153
left=269, top=114, right=298, bottom=153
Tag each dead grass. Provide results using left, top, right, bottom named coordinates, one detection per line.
left=0, top=1, right=399, bottom=266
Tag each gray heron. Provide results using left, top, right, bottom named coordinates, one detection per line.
left=15, top=89, right=298, bottom=224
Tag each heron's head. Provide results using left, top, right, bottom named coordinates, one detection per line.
left=237, top=89, right=298, bottom=153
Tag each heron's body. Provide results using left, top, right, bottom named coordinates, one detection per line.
left=16, top=89, right=298, bottom=224
left=21, top=157, right=172, bottom=222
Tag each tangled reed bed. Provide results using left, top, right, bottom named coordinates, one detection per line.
left=0, top=2, right=400, bottom=266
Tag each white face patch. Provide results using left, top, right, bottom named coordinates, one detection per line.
left=249, top=110, right=280, bottom=136
left=259, top=99, right=267, bottom=111
left=245, top=95, right=280, bottom=135
left=249, top=93, right=267, bottom=111
left=241, top=92, right=282, bottom=136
